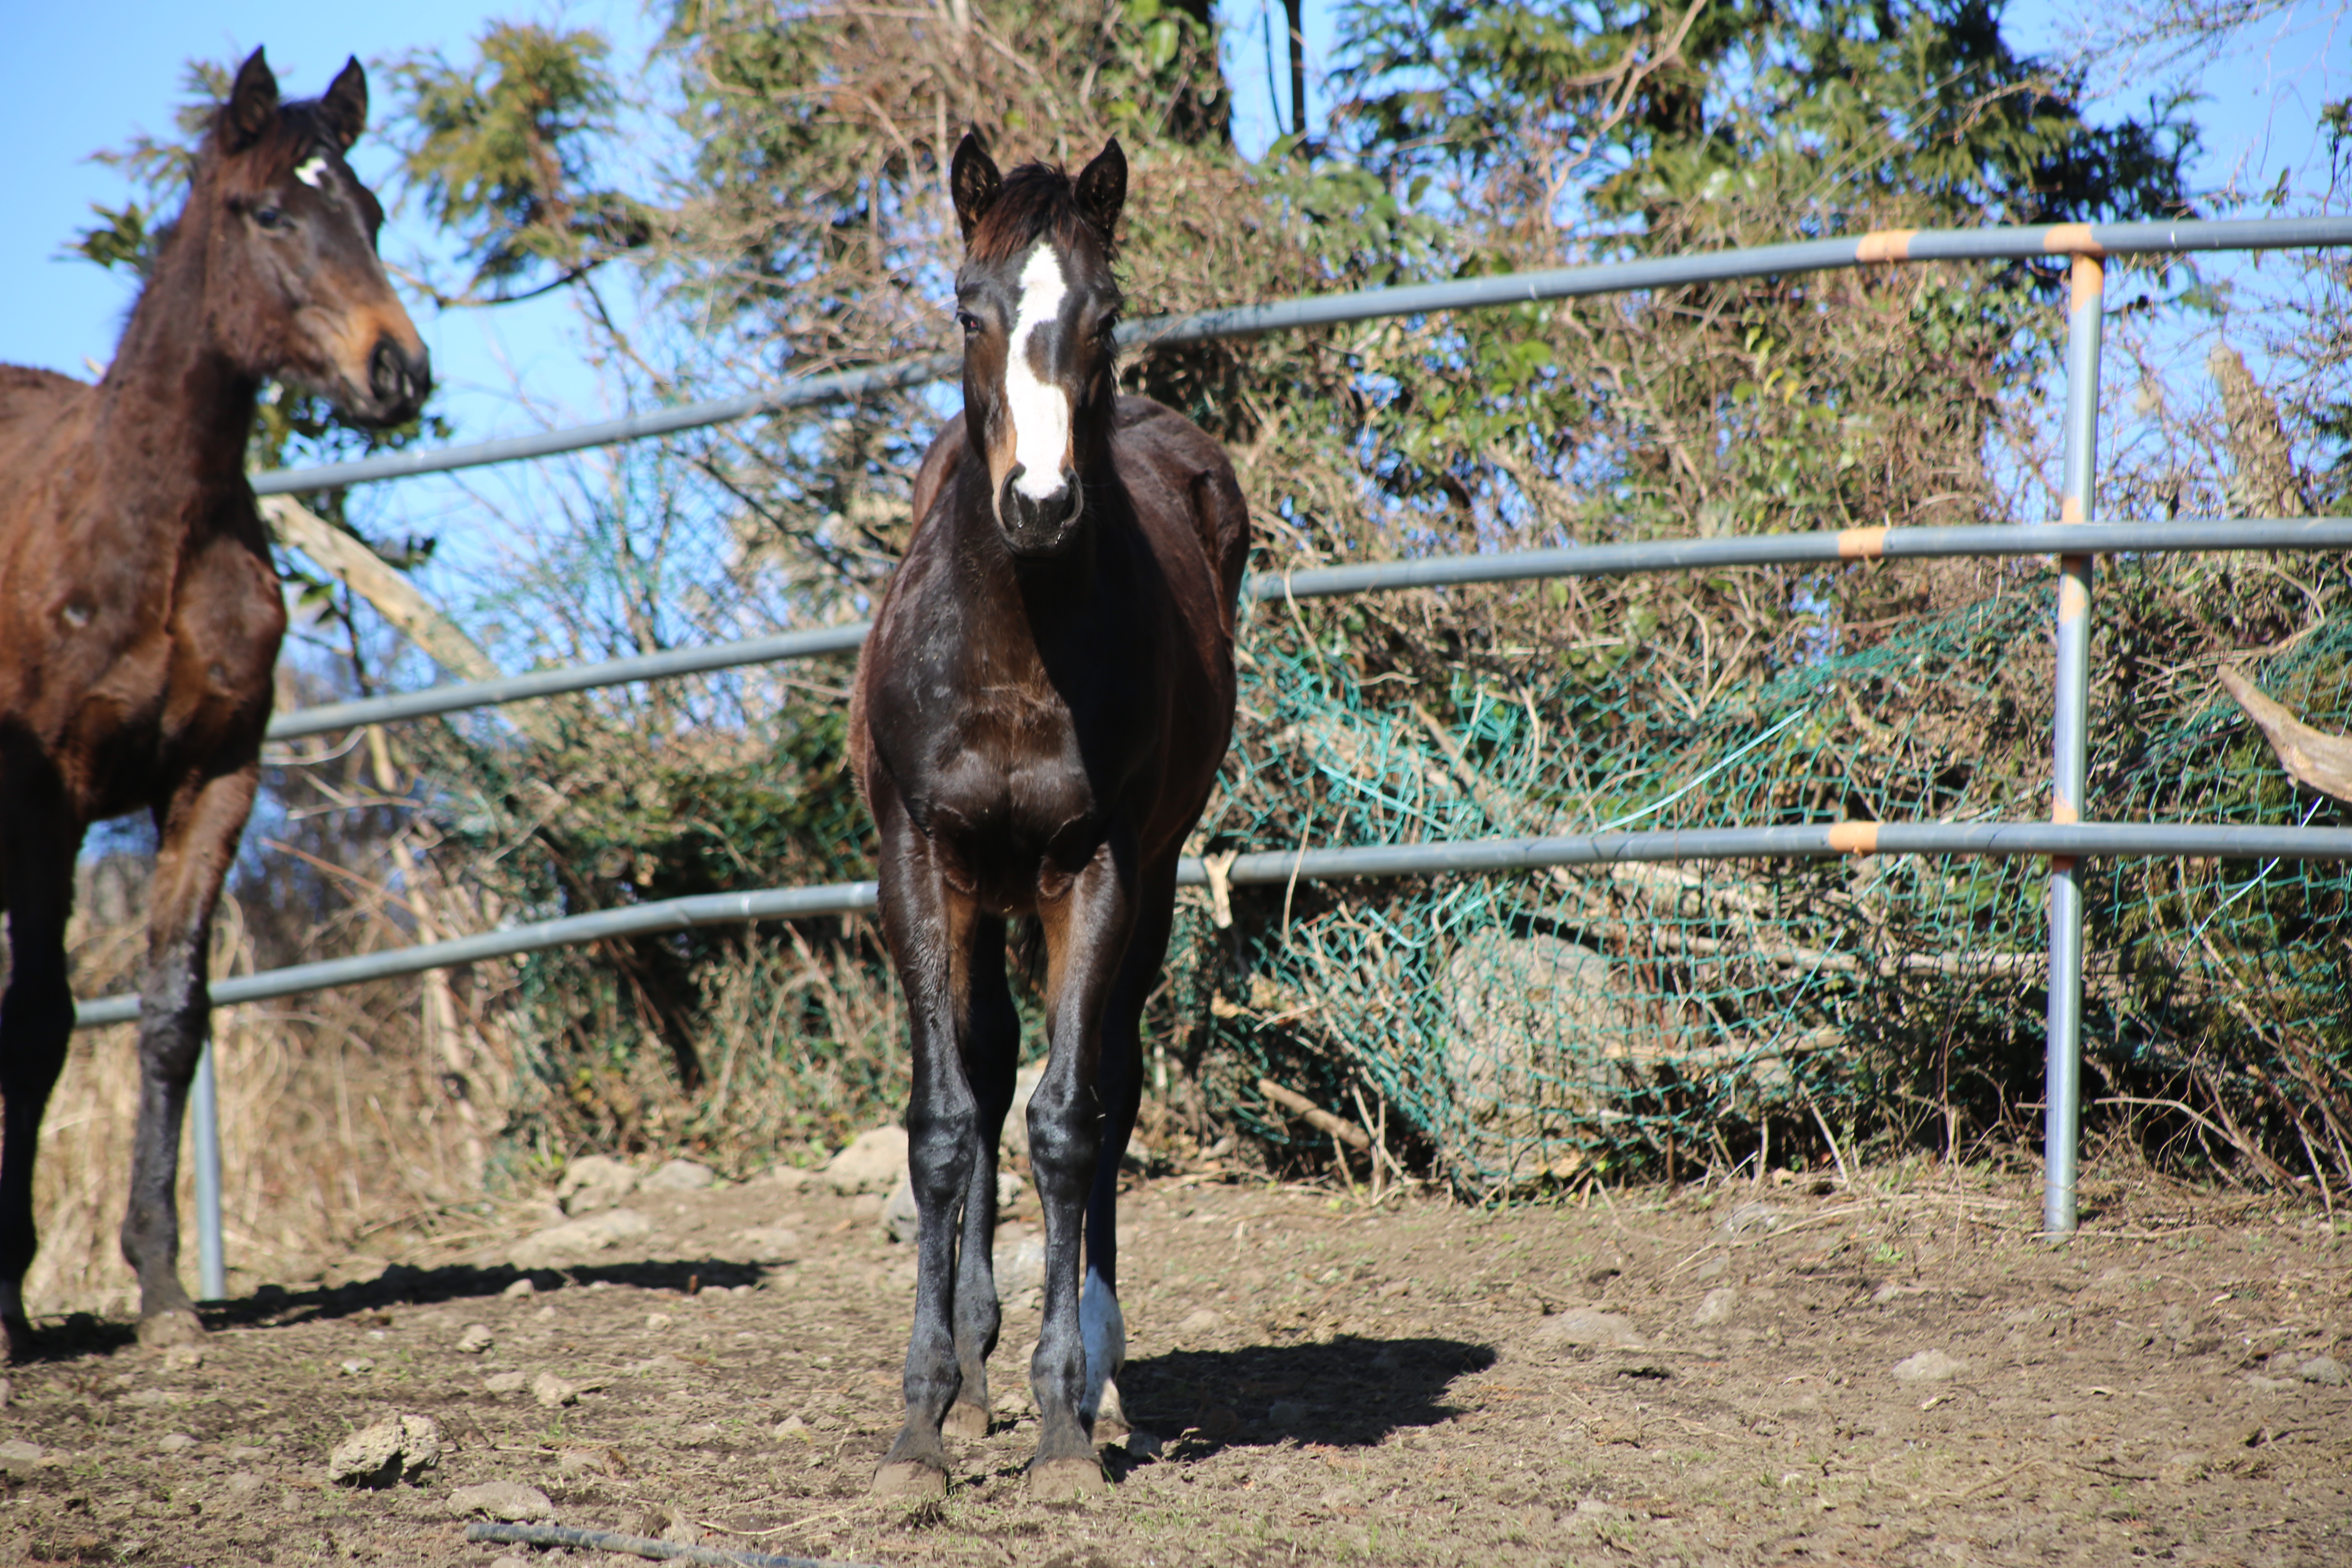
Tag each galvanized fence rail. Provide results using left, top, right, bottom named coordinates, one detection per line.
left=91, top=215, right=2352, bottom=1300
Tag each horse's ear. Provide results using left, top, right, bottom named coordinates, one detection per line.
left=223, top=47, right=279, bottom=154
left=1074, top=138, right=1126, bottom=247
left=319, top=57, right=369, bottom=151
left=951, top=131, right=1001, bottom=243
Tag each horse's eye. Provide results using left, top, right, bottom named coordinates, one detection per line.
left=253, top=206, right=287, bottom=232
left=956, top=311, right=982, bottom=336
left=1098, top=315, right=1122, bottom=343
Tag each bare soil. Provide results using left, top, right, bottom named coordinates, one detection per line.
left=2, top=1162, right=2348, bottom=1566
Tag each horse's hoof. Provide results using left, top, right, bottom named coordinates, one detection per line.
left=1, top=1314, right=31, bottom=1364
left=872, top=1460, right=947, bottom=1501
left=943, top=1400, right=991, bottom=1441
left=136, top=1309, right=204, bottom=1350
left=1028, top=1455, right=1107, bottom=1500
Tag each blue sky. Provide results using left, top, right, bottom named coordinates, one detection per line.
left=1, top=2, right=2343, bottom=475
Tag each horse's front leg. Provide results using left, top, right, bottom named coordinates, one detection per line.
left=1027, top=832, right=1137, bottom=1498
left=944, top=940, right=1018, bottom=1441
left=121, top=762, right=260, bottom=1348
left=873, top=802, right=989, bottom=1499
left=0, top=779, right=85, bottom=1360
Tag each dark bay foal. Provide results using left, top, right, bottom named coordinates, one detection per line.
left=0, top=50, right=429, bottom=1356
left=849, top=134, right=1248, bottom=1499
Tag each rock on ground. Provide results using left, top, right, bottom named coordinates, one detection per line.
left=457, top=1323, right=494, bottom=1354
left=557, top=1154, right=639, bottom=1216
left=1693, top=1288, right=1740, bottom=1327
left=1891, top=1350, right=1968, bottom=1383
left=1526, top=1309, right=1643, bottom=1350
left=509, top=1207, right=653, bottom=1269
left=327, top=1414, right=443, bottom=1488
left=532, top=1372, right=579, bottom=1408
left=2299, top=1354, right=2346, bottom=1386
left=642, top=1158, right=717, bottom=1192
left=735, top=1226, right=800, bottom=1262
left=448, top=1481, right=555, bottom=1521
left=994, top=1235, right=1047, bottom=1297
left=822, top=1127, right=909, bottom=1194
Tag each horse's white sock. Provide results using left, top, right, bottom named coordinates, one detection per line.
left=1079, top=1265, right=1126, bottom=1427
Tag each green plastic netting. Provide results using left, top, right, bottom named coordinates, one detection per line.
left=1159, top=558, right=2352, bottom=1194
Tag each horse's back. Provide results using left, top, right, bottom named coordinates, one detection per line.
left=0, top=364, right=93, bottom=477
left=1111, top=396, right=1249, bottom=626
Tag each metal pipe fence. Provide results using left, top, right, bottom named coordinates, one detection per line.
left=111, top=215, right=2352, bottom=1302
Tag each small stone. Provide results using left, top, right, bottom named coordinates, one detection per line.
left=1176, top=1307, right=1224, bottom=1336
left=510, top=1208, right=653, bottom=1269
left=157, top=1432, right=197, bottom=1454
left=1125, top=1430, right=1165, bottom=1460
left=735, top=1226, right=800, bottom=1262
left=642, top=1158, right=717, bottom=1192
left=1719, top=1202, right=1784, bottom=1238
left=327, top=1414, right=442, bottom=1488
left=1871, top=1282, right=1929, bottom=1304
left=492, top=1558, right=532, bottom=1568
left=2299, top=1354, right=2346, bottom=1387
left=1693, top=1254, right=1729, bottom=1281
left=1891, top=1350, right=1968, bottom=1383
left=822, top=1126, right=909, bottom=1194
left=646, top=1312, right=674, bottom=1330
left=1267, top=1398, right=1307, bottom=1428
left=556, top=1448, right=619, bottom=1478
left=484, top=1370, right=530, bottom=1395
left=557, top=1153, right=639, bottom=1216
left=997, top=1169, right=1027, bottom=1210
left=502, top=1278, right=537, bottom=1298
left=457, top=1323, right=495, bottom=1354
left=161, top=1344, right=205, bottom=1372
left=339, top=1358, right=375, bottom=1376
left=1693, top=1288, right=1739, bottom=1327
left=0, top=1440, right=45, bottom=1474
left=772, top=1415, right=809, bottom=1441
left=532, top=1371, right=580, bottom=1408
left=884, top=1175, right=920, bottom=1243
left=1527, top=1309, right=1643, bottom=1350
left=994, top=1236, right=1047, bottom=1298
left=448, top=1481, right=555, bottom=1521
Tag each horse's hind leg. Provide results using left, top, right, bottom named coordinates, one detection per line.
left=120, top=764, right=260, bottom=1348
left=944, top=929, right=1018, bottom=1442
left=1026, top=836, right=1138, bottom=1499
left=0, top=785, right=82, bottom=1360
left=1081, top=855, right=1176, bottom=1443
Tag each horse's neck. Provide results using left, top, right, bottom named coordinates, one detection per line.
left=96, top=207, right=261, bottom=502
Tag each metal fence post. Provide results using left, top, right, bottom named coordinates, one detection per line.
left=192, top=1041, right=225, bottom=1301
left=2044, top=249, right=2105, bottom=1234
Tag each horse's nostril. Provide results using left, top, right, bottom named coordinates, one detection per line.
left=369, top=338, right=430, bottom=411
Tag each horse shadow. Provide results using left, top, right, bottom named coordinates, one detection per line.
left=1112, top=1334, right=1497, bottom=1464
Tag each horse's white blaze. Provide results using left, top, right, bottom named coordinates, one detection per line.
left=1080, top=1265, right=1126, bottom=1426
left=1004, top=243, right=1072, bottom=501
left=294, top=154, right=330, bottom=189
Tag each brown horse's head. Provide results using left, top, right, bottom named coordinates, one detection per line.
left=950, top=134, right=1125, bottom=558
left=185, top=49, right=430, bottom=426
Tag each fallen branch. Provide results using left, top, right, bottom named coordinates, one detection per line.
left=2217, top=664, right=2352, bottom=804
left=1258, top=1078, right=1371, bottom=1151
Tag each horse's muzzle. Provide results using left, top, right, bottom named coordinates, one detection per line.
left=362, top=335, right=433, bottom=425
left=998, top=467, right=1084, bottom=556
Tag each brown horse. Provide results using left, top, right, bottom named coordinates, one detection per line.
left=0, top=49, right=429, bottom=1356
left=849, top=133, right=1248, bottom=1499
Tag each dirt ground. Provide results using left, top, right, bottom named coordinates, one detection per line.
left=2, top=1157, right=2348, bottom=1567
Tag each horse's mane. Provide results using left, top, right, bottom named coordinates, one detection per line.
left=967, top=162, right=1112, bottom=264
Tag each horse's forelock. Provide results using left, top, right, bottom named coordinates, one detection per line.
left=967, top=162, right=1107, bottom=266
